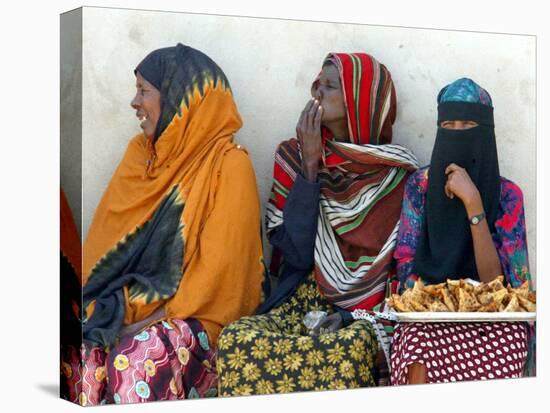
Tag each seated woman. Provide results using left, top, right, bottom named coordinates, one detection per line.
left=216, top=53, right=419, bottom=396
left=390, top=78, right=533, bottom=385
left=60, top=189, right=83, bottom=399
left=61, top=44, right=264, bottom=405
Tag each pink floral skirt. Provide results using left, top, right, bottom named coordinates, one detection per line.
left=61, top=318, right=217, bottom=406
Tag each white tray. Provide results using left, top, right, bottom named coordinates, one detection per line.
left=393, top=311, right=536, bottom=323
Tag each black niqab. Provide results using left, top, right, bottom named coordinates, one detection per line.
left=414, top=102, right=500, bottom=283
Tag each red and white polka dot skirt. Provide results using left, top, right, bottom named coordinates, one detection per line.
left=390, top=322, right=528, bottom=385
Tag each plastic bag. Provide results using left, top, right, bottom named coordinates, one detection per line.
left=303, top=311, right=328, bottom=335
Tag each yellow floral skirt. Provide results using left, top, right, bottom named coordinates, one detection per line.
left=216, top=273, right=379, bottom=396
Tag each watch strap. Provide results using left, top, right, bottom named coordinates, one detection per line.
left=469, top=211, right=486, bottom=225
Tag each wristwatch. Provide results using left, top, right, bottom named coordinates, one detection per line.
left=469, top=211, right=486, bottom=225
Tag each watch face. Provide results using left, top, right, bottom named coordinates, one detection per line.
left=472, top=217, right=479, bottom=224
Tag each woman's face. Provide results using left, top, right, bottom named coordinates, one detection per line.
left=311, top=63, right=347, bottom=126
left=131, top=72, right=161, bottom=140
left=440, top=120, right=479, bottom=130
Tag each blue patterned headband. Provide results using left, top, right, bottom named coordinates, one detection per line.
left=437, top=78, right=493, bottom=107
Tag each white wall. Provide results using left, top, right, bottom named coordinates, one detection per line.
left=60, top=8, right=82, bottom=237
left=76, top=7, right=536, bottom=277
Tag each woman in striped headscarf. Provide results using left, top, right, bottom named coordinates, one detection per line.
left=216, top=53, right=418, bottom=396
left=61, top=44, right=264, bottom=405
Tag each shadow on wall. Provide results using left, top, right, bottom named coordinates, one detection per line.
left=36, top=383, right=59, bottom=399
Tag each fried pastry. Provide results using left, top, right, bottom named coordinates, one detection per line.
left=389, top=277, right=535, bottom=313
left=441, top=288, right=457, bottom=312
left=387, top=294, right=411, bottom=312
left=503, top=293, right=520, bottom=312
left=517, top=295, right=536, bottom=312
left=490, top=289, right=508, bottom=308
left=411, top=280, right=429, bottom=300
left=515, top=281, right=530, bottom=300
left=410, top=299, right=429, bottom=312
left=423, top=283, right=445, bottom=299
left=486, top=275, right=505, bottom=291
left=458, top=288, right=481, bottom=312
left=428, top=299, right=450, bottom=312
left=477, top=301, right=498, bottom=312
left=477, top=291, right=493, bottom=306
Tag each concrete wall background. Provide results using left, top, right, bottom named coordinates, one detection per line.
left=75, top=7, right=536, bottom=277
left=60, top=8, right=82, bottom=237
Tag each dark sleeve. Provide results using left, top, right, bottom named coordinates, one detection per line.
left=268, top=173, right=320, bottom=270
left=334, top=306, right=354, bottom=327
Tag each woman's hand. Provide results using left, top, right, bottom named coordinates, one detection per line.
left=444, top=163, right=502, bottom=282
left=118, top=306, right=166, bottom=340
left=296, top=98, right=323, bottom=182
left=118, top=322, right=146, bottom=339
left=312, top=313, right=343, bottom=335
left=444, top=163, right=483, bottom=214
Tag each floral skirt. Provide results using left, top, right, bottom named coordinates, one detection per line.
left=390, top=322, right=528, bottom=385
left=61, top=318, right=218, bottom=406
left=216, top=274, right=380, bottom=396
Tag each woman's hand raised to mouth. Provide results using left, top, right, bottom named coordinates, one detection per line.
left=444, top=163, right=483, bottom=215
left=297, top=98, right=323, bottom=182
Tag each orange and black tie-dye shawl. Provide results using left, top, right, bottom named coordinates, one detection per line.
left=83, top=44, right=264, bottom=349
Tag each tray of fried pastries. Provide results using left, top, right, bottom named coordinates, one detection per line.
left=386, top=276, right=536, bottom=322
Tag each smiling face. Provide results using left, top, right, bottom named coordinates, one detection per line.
left=440, top=120, right=479, bottom=130
left=131, top=71, right=162, bottom=140
left=311, top=63, right=347, bottom=128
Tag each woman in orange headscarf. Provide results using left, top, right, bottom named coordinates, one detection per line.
left=62, top=44, right=264, bottom=406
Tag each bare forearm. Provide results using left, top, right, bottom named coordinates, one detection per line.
left=302, top=160, right=319, bottom=182
left=465, top=198, right=502, bottom=282
left=444, top=163, right=503, bottom=282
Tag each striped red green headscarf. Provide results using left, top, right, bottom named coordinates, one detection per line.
left=320, top=52, right=396, bottom=145
left=266, top=53, right=419, bottom=311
